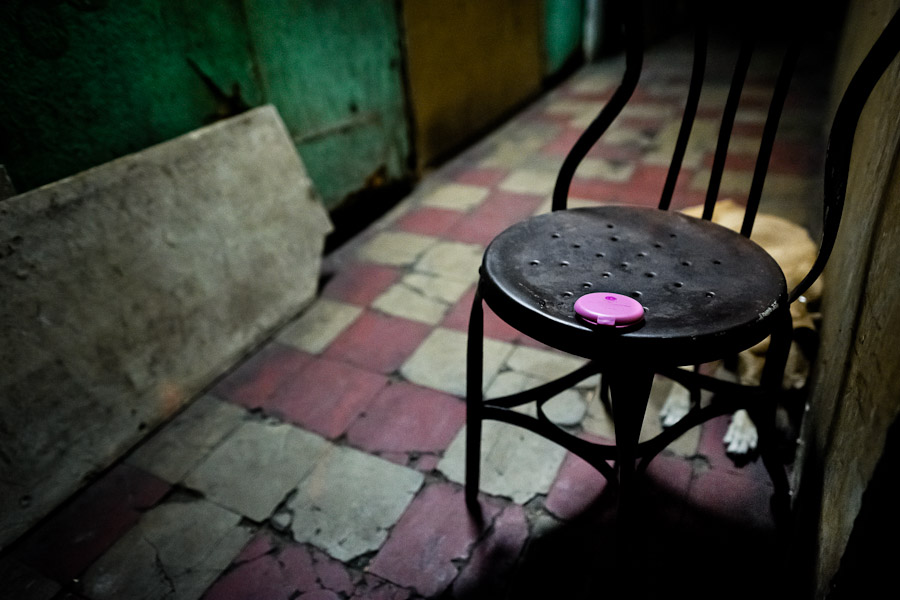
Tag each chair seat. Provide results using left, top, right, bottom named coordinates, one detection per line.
left=480, top=205, right=787, bottom=365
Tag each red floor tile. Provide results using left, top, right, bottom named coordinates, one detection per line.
left=211, top=342, right=314, bottom=409
left=544, top=125, right=650, bottom=164
left=543, top=128, right=585, bottom=156
left=441, top=287, right=529, bottom=344
left=567, top=178, right=628, bottom=204
left=444, top=190, right=546, bottom=246
left=368, top=483, right=503, bottom=597
left=686, top=467, right=776, bottom=532
left=16, top=464, right=170, bottom=582
left=545, top=451, right=612, bottom=520
left=411, top=454, right=441, bottom=473
left=203, top=532, right=354, bottom=600
left=451, top=503, right=529, bottom=598
left=454, top=167, right=510, bottom=188
left=640, top=451, right=695, bottom=524
left=348, top=575, right=412, bottom=600
left=321, top=262, right=401, bottom=307
left=323, top=311, right=431, bottom=374
left=392, top=206, right=464, bottom=238
left=621, top=163, right=681, bottom=206
left=265, top=357, right=388, bottom=439
left=703, top=152, right=759, bottom=172
left=345, top=381, right=465, bottom=456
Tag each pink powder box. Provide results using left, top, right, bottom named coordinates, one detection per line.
left=574, top=292, right=645, bottom=328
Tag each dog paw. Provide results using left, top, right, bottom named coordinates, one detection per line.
left=659, top=384, right=691, bottom=428
left=723, top=409, right=758, bottom=455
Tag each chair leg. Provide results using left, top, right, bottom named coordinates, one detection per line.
left=599, top=375, right=613, bottom=419
left=753, top=306, right=793, bottom=523
left=607, top=364, right=655, bottom=560
left=464, top=287, right=484, bottom=517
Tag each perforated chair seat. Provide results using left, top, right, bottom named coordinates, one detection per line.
left=464, top=2, right=900, bottom=549
left=480, top=205, right=787, bottom=365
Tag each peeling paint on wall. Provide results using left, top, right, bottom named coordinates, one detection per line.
left=0, top=0, right=411, bottom=210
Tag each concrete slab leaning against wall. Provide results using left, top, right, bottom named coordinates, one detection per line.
left=0, top=105, right=332, bottom=549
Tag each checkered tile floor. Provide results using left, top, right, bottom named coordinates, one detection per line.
left=2, top=37, right=826, bottom=600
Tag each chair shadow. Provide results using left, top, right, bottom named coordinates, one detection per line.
left=448, top=474, right=785, bottom=600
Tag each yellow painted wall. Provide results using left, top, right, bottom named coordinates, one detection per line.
left=402, top=0, right=544, bottom=168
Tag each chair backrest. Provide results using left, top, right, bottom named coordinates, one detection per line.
left=552, top=0, right=900, bottom=305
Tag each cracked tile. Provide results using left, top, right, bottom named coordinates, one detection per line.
left=451, top=502, right=529, bottom=597
left=498, top=169, right=557, bottom=196
left=368, top=482, right=503, bottom=597
left=454, top=167, right=510, bottom=188
left=209, top=342, right=313, bottom=410
left=437, top=420, right=568, bottom=504
left=420, top=182, right=490, bottom=211
left=323, top=311, right=432, bottom=374
left=393, top=206, right=464, bottom=237
left=15, top=463, right=170, bottom=583
left=127, top=396, right=245, bottom=483
left=486, top=371, right=586, bottom=427
left=203, top=532, right=355, bottom=600
left=276, top=299, right=363, bottom=354
left=184, top=421, right=331, bottom=522
left=356, top=231, right=437, bottom=266
left=532, top=194, right=604, bottom=215
left=400, top=328, right=515, bottom=397
left=371, top=283, right=446, bottom=325
left=401, top=271, right=471, bottom=304
left=440, top=286, right=528, bottom=343
left=545, top=450, right=611, bottom=520
left=348, top=574, right=413, bottom=600
left=371, top=272, right=469, bottom=325
left=492, top=120, right=562, bottom=147
left=581, top=387, right=616, bottom=441
left=444, top=189, right=548, bottom=246
left=81, top=496, right=253, bottom=600
left=600, top=125, right=658, bottom=148
left=643, top=119, right=761, bottom=168
left=479, top=139, right=547, bottom=169
left=320, top=263, right=400, bottom=306
left=265, top=358, right=388, bottom=439
left=504, top=344, right=590, bottom=384
left=574, top=157, right=636, bottom=182
left=287, top=444, right=424, bottom=561
left=580, top=375, right=701, bottom=458
left=345, top=381, right=465, bottom=456
left=412, top=240, right=484, bottom=285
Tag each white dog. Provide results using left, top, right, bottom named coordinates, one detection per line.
left=658, top=200, right=822, bottom=456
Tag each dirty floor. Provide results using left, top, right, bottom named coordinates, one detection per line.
left=1, top=36, right=827, bottom=600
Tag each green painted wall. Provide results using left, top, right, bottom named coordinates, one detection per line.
left=1, top=0, right=579, bottom=210
left=0, top=0, right=410, bottom=210
left=544, top=0, right=584, bottom=75
left=243, top=0, right=409, bottom=205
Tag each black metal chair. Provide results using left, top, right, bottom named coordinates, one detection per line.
left=464, top=0, right=900, bottom=532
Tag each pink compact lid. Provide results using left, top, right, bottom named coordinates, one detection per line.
left=574, top=292, right=645, bottom=327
